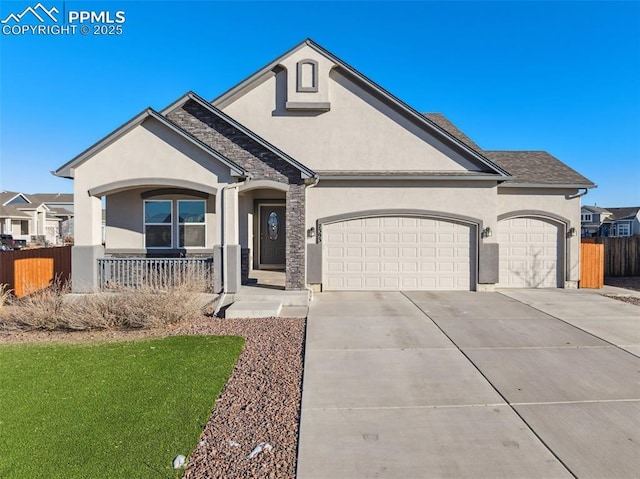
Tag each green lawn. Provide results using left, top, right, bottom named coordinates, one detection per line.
left=0, top=335, right=244, bottom=479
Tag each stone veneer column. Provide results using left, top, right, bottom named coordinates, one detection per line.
left=285, top=183, right=306, bottom=290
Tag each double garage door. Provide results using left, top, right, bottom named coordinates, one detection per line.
left=322, top=215, right=562, bottom=291
left=323, top=216, right=473, bottom=291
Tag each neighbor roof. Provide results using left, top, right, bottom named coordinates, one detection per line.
left=31, top=193, right=73, bottom=203
left=604, top=207, right=640, bottom=221
left=0, top=204, right=31, bottom=219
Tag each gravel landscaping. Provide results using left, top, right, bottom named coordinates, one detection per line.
left=604, top=276, right=640, bottom=307
left=0, top=316, right=306, bottom=479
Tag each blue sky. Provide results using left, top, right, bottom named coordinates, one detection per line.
left=1, top=1, right=639, bottom=206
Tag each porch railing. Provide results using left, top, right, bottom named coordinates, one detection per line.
left=97, top=257, right=215, bottom=291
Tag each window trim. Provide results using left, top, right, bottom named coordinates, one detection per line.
left=177, top=199, right=207, bottom=248
left=297, top=59, right=319, bottom=93
left=144, top=199, right=173, bottom=249
left=614, top=222, right=631, bottom=237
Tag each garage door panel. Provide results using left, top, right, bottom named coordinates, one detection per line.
left=498, top=217, right=561, bottom=288
left=323, top=216, right=473, bottom=291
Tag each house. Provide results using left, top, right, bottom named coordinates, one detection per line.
left=54, top=39, right=595, bottom=293
left=0, top=191, right=73, bottom=245
left=581, top=205, right=640, bottom=237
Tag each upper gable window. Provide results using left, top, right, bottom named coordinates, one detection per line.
left=6, top=195, right=29, bottom=206
left=581, top=213, right=592, bottom=222
left=297, top=59, right=318, bottom=92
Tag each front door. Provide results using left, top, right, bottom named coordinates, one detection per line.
left=259, top=204, right=286, bottom=269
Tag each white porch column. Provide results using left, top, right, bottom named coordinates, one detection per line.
left=223, top=186, right=241, bottom=293
left=71, top=185, right=104, bottom=292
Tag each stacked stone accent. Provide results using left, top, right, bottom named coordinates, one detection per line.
left=167, top=100, right=307, bottom=290
left=241, top=248, right=250, bottom=285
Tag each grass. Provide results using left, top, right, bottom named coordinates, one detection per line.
left=0, top=335, right=244, bottom=479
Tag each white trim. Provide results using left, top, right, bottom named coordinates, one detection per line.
left=143, top=199, right=173, bottom=249
left=177, top=199, right=207, bottom=248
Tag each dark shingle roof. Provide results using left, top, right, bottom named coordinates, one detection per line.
left=423, top=113, right=482, bottom=151
left=421, top=114, right=595, bottom=187
left=483, top=151, right=595, bottom=186
left=31, top=193, right=73, bottom=203
left=605, top=207, right=640, bottom=220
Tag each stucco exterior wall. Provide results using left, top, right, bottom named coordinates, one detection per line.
left=221, top=64, right=482, bottom=173
left=307, top=180, right=498, bottom=238
left=497, top=187, right=582, bottom=283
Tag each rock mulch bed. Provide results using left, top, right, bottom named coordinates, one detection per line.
left=0, top=316, right=306, bottom=479
left=604, top=276, right=640, bottom=307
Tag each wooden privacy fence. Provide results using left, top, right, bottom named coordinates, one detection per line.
left=0, top=246, right=72, bottom=297
left=582, top=236, right=640, bottom=277
left=580, top=242, right=604, bottom=288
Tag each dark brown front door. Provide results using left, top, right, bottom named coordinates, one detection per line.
left=259, top=204, right=286, bottom=268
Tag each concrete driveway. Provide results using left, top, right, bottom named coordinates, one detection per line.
left=297, top=290, right=640, bottom=479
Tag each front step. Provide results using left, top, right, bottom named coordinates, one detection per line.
left=232, top=289, right=310, bottom=306
left=225, top=300, right=282, bottom=319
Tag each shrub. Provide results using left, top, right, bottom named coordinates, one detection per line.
left=0, top=280, right=207, bottom=332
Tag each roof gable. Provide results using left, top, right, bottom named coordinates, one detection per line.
left=1, top=192, right=31, bottom=206
left=162, top=92, right=315, bottom=179
left=212, top=39, right=510, bottom=179
left=54, top=108, right=247, bottom=179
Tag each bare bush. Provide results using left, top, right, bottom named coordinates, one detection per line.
left=0, top=284, right=11, bottom=311
left=0, top=280, right=208, bottom=332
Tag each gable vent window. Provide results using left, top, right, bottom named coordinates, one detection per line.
left=297, top=59, right=318, bottom=92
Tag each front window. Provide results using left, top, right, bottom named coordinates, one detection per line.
left=144, top=200, right=172, bottom=248
left=178, top=200, right=206, bottom=247
left=581, top=213, right=592, bottom=222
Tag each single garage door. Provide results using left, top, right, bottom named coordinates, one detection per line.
left=323, top=216, right=473, bottom=291
left=497, top=217, right=561, bottom=288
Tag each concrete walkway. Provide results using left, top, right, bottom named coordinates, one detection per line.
left=297, top=290, right=640, bottom=479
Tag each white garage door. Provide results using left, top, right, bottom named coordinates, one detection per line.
left=323, top=216, right=473, bottom=291
left=497, top=217, right=561, bottom=288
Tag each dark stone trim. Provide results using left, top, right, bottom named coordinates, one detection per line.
left=478, top=243, right=499, bottom=284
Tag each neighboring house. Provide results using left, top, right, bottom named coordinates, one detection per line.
left=581, top=205, right=640, bottom=237
left=54, top=39, right=594, bottom=293
left=0, top=191, right=74, bottom=245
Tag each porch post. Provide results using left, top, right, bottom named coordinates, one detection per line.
left=223, top=186, right=241, bottom=293
left=71, top=188, right=104, bottom=292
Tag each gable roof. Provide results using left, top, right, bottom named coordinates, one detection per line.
left=423, top=113, right=482, bottom=151
left=483, top=151, right=595, bottom=188
left=604, top=207, right=640, bottom=221
left=212, top=38, right=511, bottom=179
left=0, top=204, right=32, bottom=219
left=0, top=191, right=31, bottom=206
left=161, top=91, right=316, bottom=180
left=54, top=108, right=247, bottom=179
left=31, top=193, right=73, bottom=204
